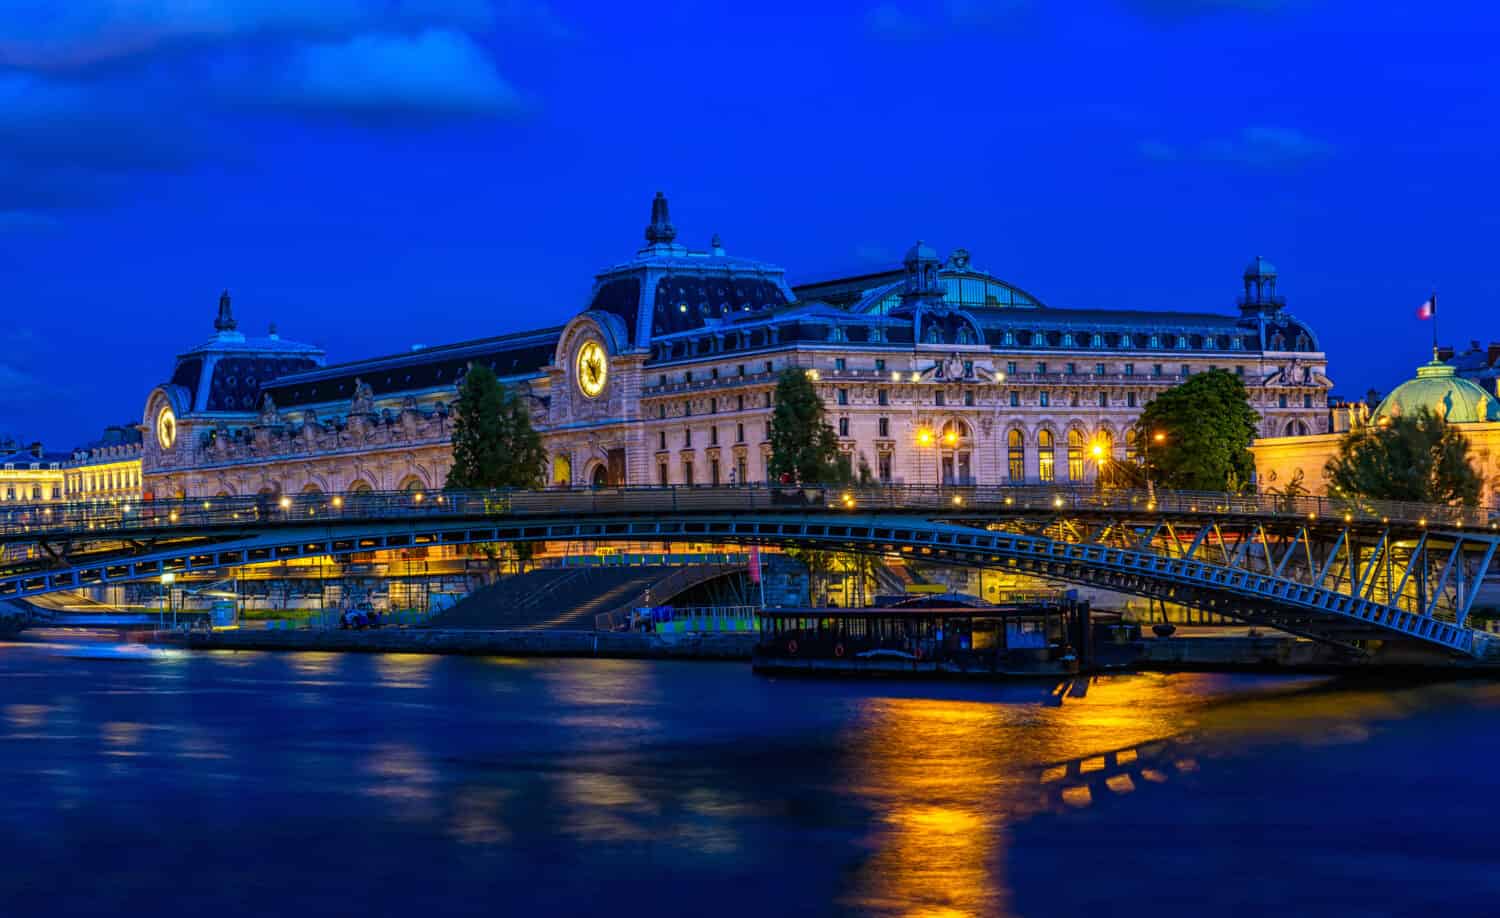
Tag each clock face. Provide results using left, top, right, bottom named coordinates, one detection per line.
left=156, top=406, right=177, bottom=450
left=575, top=340, right=607, bottom=399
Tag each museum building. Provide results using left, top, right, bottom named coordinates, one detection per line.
left=138, top=194, right=1332, bottom=499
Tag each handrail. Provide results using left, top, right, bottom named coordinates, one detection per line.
left=0, top=483, right=1496, bottom=544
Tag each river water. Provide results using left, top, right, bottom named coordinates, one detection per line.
left=3, top=633, right=1499, bottom=917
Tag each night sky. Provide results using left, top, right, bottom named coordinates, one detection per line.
left=1, top=1, right=1495, bottom=448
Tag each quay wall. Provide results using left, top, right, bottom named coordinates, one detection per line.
left=159, top=628, right=758, bottom=659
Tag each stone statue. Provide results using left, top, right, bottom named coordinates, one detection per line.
left=350, top=378, right=374, bottom=415
left=259, top=394, right=279, bottom=426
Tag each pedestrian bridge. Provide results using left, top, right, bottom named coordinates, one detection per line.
left=2, top=485, right=1497, bottom=659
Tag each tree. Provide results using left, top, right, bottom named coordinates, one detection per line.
left=1324, top=408, right=1481, bottom=506
left=1132, top=369, right=1259, bottom=492
left=768, top=368, right=850, bottom=484
left=446, top=363, right=546, bottom=491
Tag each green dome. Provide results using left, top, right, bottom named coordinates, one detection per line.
left=1374, top=360, right=1499, bottom=424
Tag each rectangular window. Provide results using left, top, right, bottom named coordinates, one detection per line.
left=1124, top=363, right=1134, bottom=376
left=1039, top=391, right=1050, bottom=408
left=1152, top=363, right=1163, bottom=377
left=838, top=417, right=849, bottom=437
left=1037, top=362, right=1047, bottom=375
left=710, top=458, right=720, bottom=486
left=685, top=401, right=693, bottom=416
left=685, top=371, right=693, bottom=382
left=736, top=455, right=748, bottom=484
left=878, top=388, right=889, bottom=406
left=683, top=460, right=694, bottom=486
left=1127, top=392, right=1137, bottom=408
left=835, top=357, right=847, bottom=371
left=737, top=394, right=745, bottom=410
left=658, top=404, right=666, bottom=419
left=738, top=364, right=746, bottom=377
left=709, top=397, right=717, bottom=414
left=1278, top=394, right=1288, bottom=408
left=737, top=422, right=745, bottom=442
left=878, top=416, right=890, bottom=437
left=1304, top=394, right=1313, bottom=409
left=1236, top=365, right=1245, bottom=376
left=658, top=431, right=667, bottom=450
left=684, top=429, right=693, bottom=447
left=658, top=374, right=667, bottom=386
left=875, top=358, right=886, bottom=372
left=765, top=360, right=774, bottom=374
left=1007, top=361, right=1018, bottom=376
left=935, top=391, right=945, bottom=407
left=1181, top=364, right=1191, bottom=377
left=1066, top=362, right=1076, bottom=376
left=1039, top=445, right=1055, bottom=483
left=935, top=362, right=945, bottom=379
left=1095, top=363, right=1105, bottom=376
left=963, top=360, right=973, bottom=377
left=711, top=426, right=719, bottom=445
left=1009, top=392, right=1019, bottom=407
left=711, top=367, right=719, bottom=379
left=1099, top=392, right=1108, bottom=407
left=837, top=388, right=848, bottom=405
left=878, top=453, right=893, bottom=482
left=658, top=462, right=669, bottom=486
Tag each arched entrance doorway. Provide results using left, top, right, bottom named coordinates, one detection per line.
left=590, top=464, right=608, bottom=488
left=939, top=419, right=972, bottom=485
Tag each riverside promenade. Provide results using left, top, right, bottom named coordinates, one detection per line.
left=157, top=627, right=758, bottom=659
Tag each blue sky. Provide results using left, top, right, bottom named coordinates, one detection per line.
left=1, top=0, right=1496, bottom=446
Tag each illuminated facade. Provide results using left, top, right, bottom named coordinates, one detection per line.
left=0, top=444, right=66, bottom=504
left=64, top=426, right=144, bottom=502
left=1254, top=357, right=1500, bottom=503
left=139, top=196, right=1332, bottom=499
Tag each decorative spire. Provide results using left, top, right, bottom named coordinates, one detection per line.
left=710, top=232, right=724, bottom=256
left=644, top=191, right=676, bottom=245
left=214, top=289, right=237, bottom=333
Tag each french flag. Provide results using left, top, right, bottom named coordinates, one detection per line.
left=1417, top=294, right=1436, bottom=319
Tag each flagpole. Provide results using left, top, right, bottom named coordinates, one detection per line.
left=1431, top=291, right=1439, bottom=362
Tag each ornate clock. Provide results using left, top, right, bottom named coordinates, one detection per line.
left=576, top=340, right=607, bottom=399
left=156, top=406, right=177, bottom=450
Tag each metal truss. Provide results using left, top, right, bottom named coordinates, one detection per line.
left=2, top=507, right=1496, bottom=659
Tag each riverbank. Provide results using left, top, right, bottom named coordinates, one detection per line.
left=155, top=627, right=758, bottom=659
left=144, top=627, right=1500, bottom=675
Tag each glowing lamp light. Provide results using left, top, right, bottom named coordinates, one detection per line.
left=413, top=492, right=425, bottom=503
left=1090, top=443, right=1104, bottom=459
left=916, top=428, right=934, bottom=446
left=952, top=494, right=964, bottom=506
left=909, top=371, right=920, bottom=382
left=332, top=496, right=343, bottom=508
left=278, top=496, right=291, bottom=510
left=1419, top=518, right=1427, bottom=527
left=1052, top=496, right=1064, bottom=508
left=840, top=493, right=855, bottom=509
left=1153, top=431, right=1166, bottom=443
left=160, top=572, right=175, bottom=585
left=891, top=371, right=901, bottom=382
left=943, top=430, right=958, bottom=446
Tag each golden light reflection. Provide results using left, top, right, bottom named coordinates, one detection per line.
left=372, top=653, right=437, bottom=689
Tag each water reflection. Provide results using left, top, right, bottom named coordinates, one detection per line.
left=3, top=639, right=1499, bottom=918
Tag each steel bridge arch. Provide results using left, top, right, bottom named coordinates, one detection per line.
left=3, top=510, right=1493, bottom=659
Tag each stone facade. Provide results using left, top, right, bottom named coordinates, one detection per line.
left=139, top=197, right=1333, bottom=499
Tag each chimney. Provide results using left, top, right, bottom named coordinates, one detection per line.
left=29, top=441, right=42, bottom=458
left=1437, top=345, right=1455, bottom=362
left=1487, top=342, right=1500, bottom=367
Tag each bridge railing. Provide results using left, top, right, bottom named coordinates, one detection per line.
left=0, top=483, right=1495, bottom=543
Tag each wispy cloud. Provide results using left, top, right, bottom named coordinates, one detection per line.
left=1139, top=126, right=1334, bottom=169
left=260, top=29, right=526, bottom=119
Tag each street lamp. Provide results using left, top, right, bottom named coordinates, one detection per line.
left=160, top=572, right=175, bottom=630
left=1143, top=430, right=1166, bottom=497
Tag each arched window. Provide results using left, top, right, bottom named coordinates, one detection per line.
left=348, top=479, right=374, bottom=494
left=1125, top=429, right=1138, bottom=463
left=940, top=419, right=969, bottom=448
left=1007, top=429, right=1025, bottom=482
left=553, top=454, right=572, bottom=487
left=1038, top=430, right=1055, bottom=482
left=301, top=483, right=323, bottom=495
left=1284, top=419, right=1309, bottom=437
left=397, top=475, right=425, bottom=493
left=1068, top=429, right=1087, bottom=482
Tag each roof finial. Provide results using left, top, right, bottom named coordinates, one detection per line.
left=645, top=191, right=676, bottom=245
left=214, top=289, right=237, bottom=333
left=710, top=232, right=724, bottom=256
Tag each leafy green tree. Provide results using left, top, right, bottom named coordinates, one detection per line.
left=446, top=363, right=546, bottom=491
left=1324, top=408, right=1481, bottom=506
left=768, top=368, right=850, bottom=484
left=1131, top=369, right=1259, bottom=492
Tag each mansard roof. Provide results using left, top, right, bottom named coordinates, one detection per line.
left=262, top=327, right=561, bottom=410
